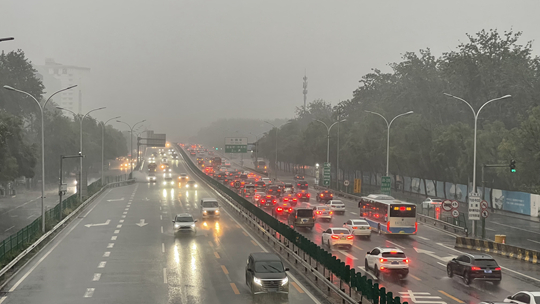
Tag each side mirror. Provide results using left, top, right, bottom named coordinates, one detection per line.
left=284, top=268, right=289, bottom=272
left=194, top=220, right=198, bottom=223
left=366, top=251, right=371, bottom=255
left=343, top=222, right=346, bottom=225
left=506, top=296, right=512, bottom=299
left=172, top=220, right=175, bottom=223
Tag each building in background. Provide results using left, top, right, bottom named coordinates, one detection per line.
left=34, top=58, right=90, bottom=114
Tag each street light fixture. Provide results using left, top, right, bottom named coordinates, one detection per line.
left=101, top=116, right=120, bottom=186
left=314, top=119, right=346, bottom=188
left=4, top=84, right=77, bottom=232
left=0, top=37, right=14, bottom=42
left=365, top=110, right=413, bottom=176
left=57, top=106, right=106, bottom=201
left=117, top=119, right=146, bottom=173
left=443, top=93, right=511, bottom=236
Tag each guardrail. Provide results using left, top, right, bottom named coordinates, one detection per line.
left=0, top=178, right=134, bottom=282
left=455, top=237, right=539, bottom=264
left=179, top=145, right=408, bottom=304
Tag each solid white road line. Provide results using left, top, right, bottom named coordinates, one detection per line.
left=491, top=222, right=540, bottom=236
left=485, top=227, right=496, bottom=231
left=98, top=261, right=106, bottom=268
left=107, top=243, right=114, bottom=248
left=357, top=266, right=377, bottom=280
left=111, top=236, right=117, bottom=241
left=103, top=252, right=110, bottom=257
left=417, top=236, right=429, bottom=240
left=92, top=273, right=101, bottom=281
left=163, top=268, right=168, bottom=284
left=83, top=288, right=95, bottom=298
left=528, top=239, right=540, bottom=245
left=4, top=226, right=15, bottom=232
left=436, top=262, right=446, bottom=267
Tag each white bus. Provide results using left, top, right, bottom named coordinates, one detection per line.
left=357, top=194, right=417, bottom=235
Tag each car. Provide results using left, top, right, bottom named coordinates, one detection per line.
left=288, top=208, right=315, bottom=229
left=321, top=227, right=353, bottom=249
left=201, top=198, right=220, bottom=219
left=504, top=292, right=540, bottom=304
left=178, top=173, right=189, bottom=181
left=271, top=202, right=294, bottom=218
left=446, top=253, right=501, bottom=285
left=325, top=200, right=346, bottom=214
left=280, top=193, right=298, bottom=206
left=422, top=197, right=443, bottom=209
left=163, top=177, right=175, bottom=187
left=258, top=195, right=277, bottom=209
left=261, top=177, right=272, bottom=185
left=296, top=180, right=308, bottom=190
left=239, top=174, right=248, bottom=180
left=266, top=185, right=282, bottom=197
left=294, top=174, right=305, bottom=180
left=223, top=161, right=231, bottom=167
left=296, top=190, right=310, bottom=202
left=185, top=180, right=198, bottom=189
left=242, top=184, right=256, bottom=198
left=313, top=205, right=332, bottom=221
left=172, top=213, right=197, bottom=234
left=343, top=219, right=371, bottom=238
left=254, top=181, right=267, bottom=191
left=147, top=173, right=156, bottom=183
left=252, top=192, right=265, bottom=204
left=365, top=247, right=409, bottom=278
left=245, top=252, right=289, bottom=296
left=316, top=190, right=334, bottom=202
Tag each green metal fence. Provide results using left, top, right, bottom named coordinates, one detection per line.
left=0, top=174, right=128, bottom=269
left=179, top=145, right=407, bottom=304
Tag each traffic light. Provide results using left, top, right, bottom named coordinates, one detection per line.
left=510, top=159, right=516, bottom=173
left=215, top=147, right=218, bottom=150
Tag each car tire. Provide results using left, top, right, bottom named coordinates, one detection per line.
left=463, top=271, right=471, bottom=285
left=366, top=234, right=371, bottom=239
left=327, top=240, right=331, bottom=248
left=374, top=265, right=380, bottom=278
left=364, top=258, right=369, bottom=270
left=447, top=265, right=453, bottom=278
left=492, top=280, right=501, bottom=286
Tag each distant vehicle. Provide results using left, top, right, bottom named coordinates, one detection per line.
left=147, top=163, right=157, bottom=173
left=447, top=253, right=501, bottom=285
left=245, top=252, right=289, bottom=296
left=258, top=195, right=277, bottom=209
left=212, top=156, right=222, bottom=167
left=172, top=213, right=197, bottom=235
left=201, top=199, right=220, bottom=219
left=254, top=159, right=267, bottom=172
left=325, top=200, right=346, bottom=215
left=266, top=185, right=282, bottom=197
left=365, top=247, right=409, bottom=279
left=313, top=205, right=332, bottom=222
left=147, top=173, right=156, bottom=183
left=422, top=197, right=443, bottom=209
left=280, top=193, right=298, bottom=206
left=178, top=173, right=189, bottom=181
left=223, top=161, right=231, bottom=167
left=288, top=208, right=315, bottom=229
left=296, top=180, right=308, bottom=190
left=163, top=177, right=174, bottom=187
left=316, top=190, right=333, bottom=203
left=261, top=177, right=272, bottom=185
left=271, top=202, right=294, bottom=218
left=343, top=219, right=371, bottom=238
left=294, top=174, right=304, bottom=180
left=242, top=184, right=256, bottom=198
left=358, top=194, right=417, bottom=235
left=185, top=180, right=198, bottom=189
left=296, top=190, right=310, bottom=202
left=254, top=181, right=267, bottom=191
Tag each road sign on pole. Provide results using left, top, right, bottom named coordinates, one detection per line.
left=224, top=137, right=248, bottom=153
left=323, top=162, right=331, bottom=187
left=451, top=200, right=459, bottom=210
left=468, top=192, right=481, bottom=221
left=343, top=180, right=350, bottom=186
left=480, top=200, right=488, bottom=210
left=354, top=179, right=361, bottom=193
left=442, top=200, right=452, bottom=212
left=381, top=176, right=391, bottom=195
left=481, top=210, right=489, bottom=218
left=452, top=210, right=459, bottom=218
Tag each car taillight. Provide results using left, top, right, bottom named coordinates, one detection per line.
left=297, top=193, right=301, bottom=197
left=403, top=259, right=409, bottom=264
left=331, top=235, right=339, bottom=239
left=379, top=258, right=387, bottom=263
left=494, top=267, right=501, bottom=271
left=317, top=211, right=321, bottom=214
left=329, top=211, right=333, bottom=214
left=284, top=198, right=289, bottom=202
left=272, top=200, right=277, bottom=204
left=471, top=266, right=481, bottom=271
left=261, top=199, right=265, bottom=203
left=415, top=222, right=418, bottom=233
left=346, top=235, right=354, bottom=239
left=352, top=226, right=357, bottom=229
left=320, top=194, right=324, bottom=197
left=293, top=198, right=297, bottom=202
left=288, top=208, right=293, bottom=212
left=277, top=207, right=283, bottom=212
left=307, top=194, right=310, bottom=197
left=330, top=194, right=333, bottom=197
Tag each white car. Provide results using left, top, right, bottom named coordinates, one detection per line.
left=421, top=197, right=443, bottom=209
left=201, top=198, right=220, bottom=218
left=365, top=247, right=409, bottom=278
left=313, top=205, right=333, bottom=222
left=172, top=213, right=197, bottom=234
left=261, top=177, right=272, bottom=185
left=321, top=227, right=353, bottom=249
left=252, top=191, right=265, bottom=204
left=343, top=219, right=371, bottom=238
left=326, top=200, right=346, bottom=215
left=504, top=292, right=540, bottom=304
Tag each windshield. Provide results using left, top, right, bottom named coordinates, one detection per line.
left=382, top=252, right=406, bottom=258
left=474, top=259, right=499, bottom=267
left=331, top=229, right=349, bottom=234
left=254, top=261, right=284, bottom=273
left=389, top=205, right=416, bottom=217
left=202, top=201, right=219, bottom=207
left=176, top=217, right=193, bottom=222
left=352, top=221, right=369, bottom=226
left=296, top=210, right=313, bottom=217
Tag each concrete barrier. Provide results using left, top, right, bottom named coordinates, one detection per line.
left=455, top=237, right=539, bottom=264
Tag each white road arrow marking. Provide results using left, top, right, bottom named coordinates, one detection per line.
left=85, top=220, right=110, bottom=228
left=414, top=247, right=455, bottom=262
left=107, top=197, right=124, bottom=202
left=136, top=219, right=148, bottom=227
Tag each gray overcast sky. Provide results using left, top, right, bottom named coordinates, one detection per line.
left=2, top=1, right=539, bottom=140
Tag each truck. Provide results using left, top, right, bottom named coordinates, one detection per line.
left=212, top=156, right=222, bottom=168
left=254, top=158, right=267, bottom=172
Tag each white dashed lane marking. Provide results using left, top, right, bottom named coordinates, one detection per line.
left=84, top=288, right=95, bottom=298
left=93, top=273, right=101, bottom=281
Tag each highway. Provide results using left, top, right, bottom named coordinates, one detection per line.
left=0, top=148, right=326, bottom=304
left=190, top=151, right=540, bottom=304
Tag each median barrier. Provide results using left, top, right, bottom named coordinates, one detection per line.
left=179, top=144, right=407, bottom=304
left=455, top=237, right=539, bottom=264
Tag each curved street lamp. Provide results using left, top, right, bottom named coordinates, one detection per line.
left=101, top=116, right=120, bottom=186
left=117, top=119, right=146, bottom=173
left=4, top=84, right=78, bottom=232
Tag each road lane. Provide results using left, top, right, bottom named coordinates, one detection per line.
left=187, top=150, right=540, bottom=304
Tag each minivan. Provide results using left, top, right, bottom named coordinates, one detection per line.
left=288, top=208, right=315, bottom=229
left=245, top=252, right=289, bottom=296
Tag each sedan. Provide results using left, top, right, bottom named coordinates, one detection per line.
left=321, top=228, right=353, bottom=249
left=504, top=292, right=540, bottom=304
left=344, top=219, right=371, bottom=238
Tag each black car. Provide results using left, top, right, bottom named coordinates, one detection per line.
left=296, top=180, right=308, bottom=190
left=245, top=252, right=289, bottom=296
left=446, top=253, right=501, bottom=285
left=294, top=174, right=305, bottom=180
left=266, top=185, right=282, bottom=197
left=316, top=190, right=334, bottom=202
left=296, top=190, right=310, bottom=202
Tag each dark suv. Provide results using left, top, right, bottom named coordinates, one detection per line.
left=296, top=180, right=308, bottom=190
left=245, top=252, right=289, bottom=296
left=266, top=185, right=282, bottom=197
left=446, top=253, right=501, bottom=285
left=316, top=190, right=334, bottom=203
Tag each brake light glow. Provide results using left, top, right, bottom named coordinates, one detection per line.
left=403, top=259, right=409, bottom=263
left=400, top=206, right=406, bottom=211
left=494, top=267, right=501, bottom=271
left=320, top=194, right=324, bottom=197
left=379, top=258, right=387, bottom=263
left=352, top=227, right=357, bottom=229
left=387, top=221, right=391, bottom=233
left=307, top=193, right=310, bottom=197
left=471, top=266, right=481, bottom=271
left=331, top=235, right=339, bottom=239
left=415, top=222, right=418, bottom=233
left=277, top=207, right=283, bottom=212
left=283, top=198, right=289, bottom=202
left=346, top=235, right=354, bottom=239
left=288, top=208, right=293, bottom=212
left=329, top=211, right=333, bottom=214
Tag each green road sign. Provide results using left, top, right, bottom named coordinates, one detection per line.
left=323, top=162, right=331, bottom=186
left=224, top=137, right=248, bottom=153
left=323, top=179, right=330, bottom=186
left=381, top=176, right=391, bottom=195
left=224, top=145, right=247, bottom=153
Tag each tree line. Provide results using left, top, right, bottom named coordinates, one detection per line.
left=0, top=50, right=127, bottom=189
left=255, top=30, right=540, bottom=194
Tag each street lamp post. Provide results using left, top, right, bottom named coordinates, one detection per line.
left=444, top=93, right=511, bottom=236
left=364, top=110, right=413, bottom=176
left=4, top=85, right=77, bottom=232
left=101, top=116, right=120, bottom=186
left=315, top=119, right=346, bottom=188
left=57, top=106, right=106, bottom=201
left=264, top=122, right=278, bottom=180
left=117, top=119, right=146, bottom=174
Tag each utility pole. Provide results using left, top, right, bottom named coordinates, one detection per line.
left=303, top=73, right=308, bottom=110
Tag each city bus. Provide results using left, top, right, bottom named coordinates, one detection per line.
left=357, top=194, right=417, bottom=235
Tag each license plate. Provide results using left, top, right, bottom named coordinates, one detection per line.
left=341, top=236, right=346, bottom=240
left=391, top=261, right=399, bottom=265
left=484, top=270, right=492, bottom=273
left=302, top=219, right=307, bottom=223
left=268, top=288, right=278, bottom=292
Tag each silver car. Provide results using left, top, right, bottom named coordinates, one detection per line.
left=172, top=213, right=197, bottom=234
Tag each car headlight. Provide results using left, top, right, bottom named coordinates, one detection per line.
left=163, top=182, right=166, bottom=185
left=215, top=210, right=219, bottom=214
left=174, top=223, right=180, bottom=228
left=171, top=182, right=174, bottom=185
left=191, top=224, right=195, bottom=227
left=186, top=185, right=190, bottom=188
left=281, top=277, right=288, bottom=286
left=253, top=277, right=262, bottom=286
left=203, top=210, right=207, bottom=214
left=194, top=184, right=198, bottom=188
